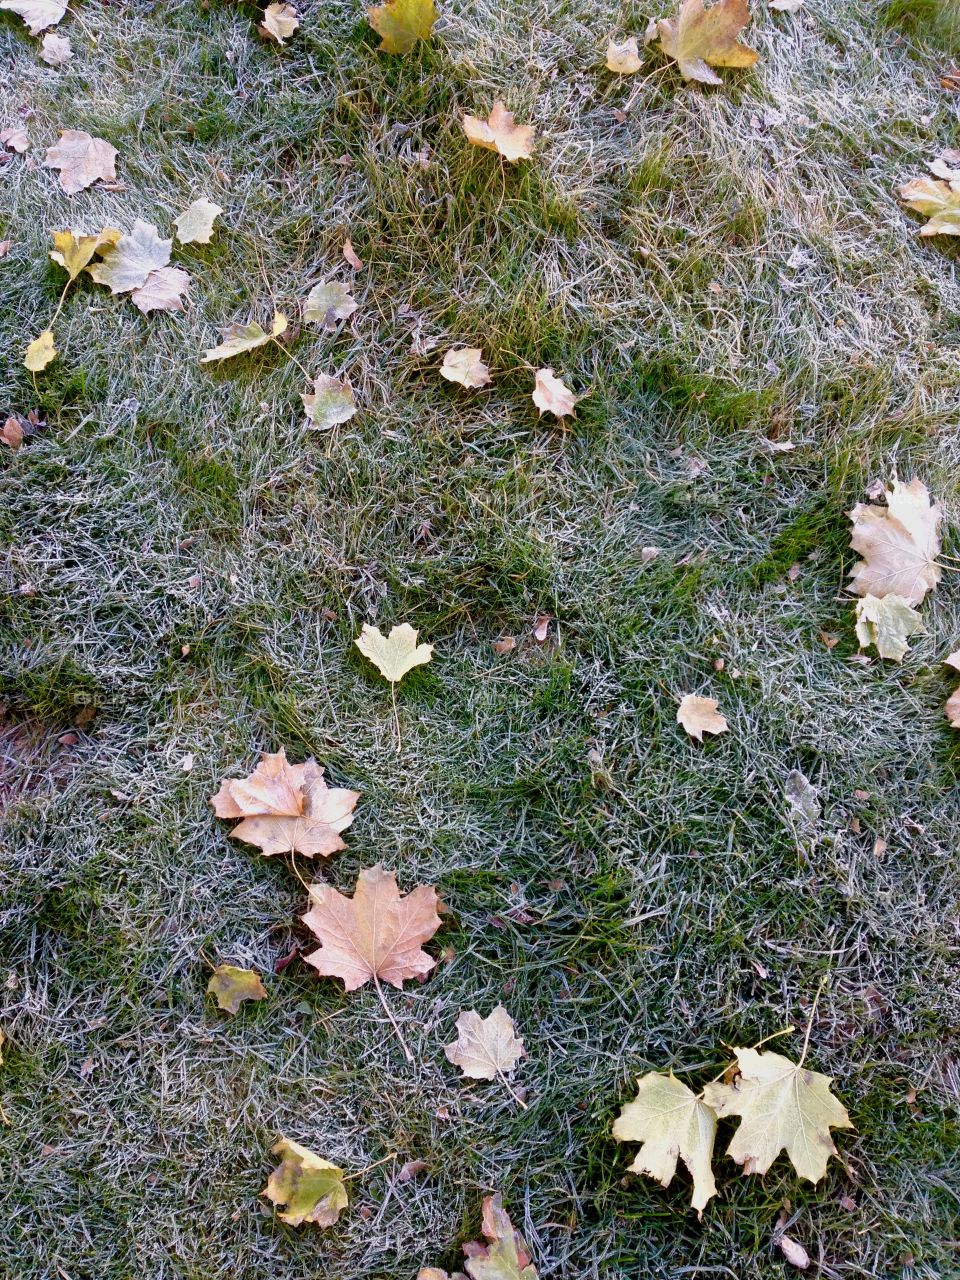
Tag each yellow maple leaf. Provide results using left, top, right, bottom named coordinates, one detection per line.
left=463, top=101, right=535, bottom=162
left=900, top=176, right=960, bottom=235
left=263, top=1139, right=349, bottom=1227
left=677, top=694, right=728, bottom=741
left=24, top=329, right=57, bottom=372
left=50, top=227, right=121, bottom=281
left=657, top=0, right=758, bottom=85
left=201, top=311, right=287, bottom=363
left=367, top=0, right=437, bottom=54
left=206, top=964, right=268, bottom=1014
left=355, top=622, right=433, bottom=684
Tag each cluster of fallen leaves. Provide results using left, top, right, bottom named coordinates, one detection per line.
left=1, top=0, right=73, bottom=63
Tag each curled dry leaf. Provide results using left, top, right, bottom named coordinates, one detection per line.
left=39, top=31, right=71, bottom=64
left=419, top=1193, right=538, bottom=1280
left=263, top=1139, right=348, bottom=1227
left=304, top=281, right=357, bottom=328
left=367, top=0, right=437, bottom=54
left=677, top=694, right=728, bottom=741
left=173, top=197, right=222, bottom=245
left=211, top=748, right=358, bottom=858
left=658, top=0, right=758, bottom=86
left=302, top=864, right=441, bottom=992
left=355, top=622, right=433, bottom=684
left=260, top=1, right=299, bottom=43
left=900, top=175, right=960, bottom=235
left=302, top=374, right=357, bottom=429
left=854, top=594, right=924, bottom=662
left=532, top=367, right=577, bottom=418
left=44, top=129, right=117, bottom=194
left=131, top=266, right=191, bottom=314
left=463, top=101, right=535, bottom=162
left=444, top=1006, right=525, bottom=1081
left=848, top=476, right=941, bottom=605
left=944, top=651, right=960, bottom=729
left=1, top=127, right=29, bottom=153
left=440, top=347, right=491, bottom=389
left=0, top=0, right=66, bottom=35
left=50, top=227, right=121, bottom=281
left=777, top=1233, right=811, bottom=1270
left=703, top=1047, right=852, bottom=1182
left=1, top=417, right=24, bottom=450
left=87, top=220, right=172, bottom=294
left=342, top=237, right=363, bottom=270
left=606, top=37, right=643, bottom=74
left=201, top=311, right=287, bottom=362
left=24, top=329, right=57, bottom=372
left=206, top=963, right=267, bottom=1014
left=613, top=1072, right=718, bottom=1215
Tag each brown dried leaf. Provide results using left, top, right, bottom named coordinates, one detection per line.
left=0, top=0, right=66, bottom=35
left=1, top=417, right=24, bottom=450
left=130, top=266, right=190, bottom=314
left=532, top=367, right=577, bottom=417
left=44, top=129, right=117, bottom=194
left=848, top=477, right=941, bottom=605
left=260, top=2, right=298, bottom=43
left=606, top=37, right=642, bottom=74
left=677, top=694, right=728, bottom=741
left=463, top=101, right=535, bottom=162
left=440, top=347, right=492, bottom=389
left=342, top=237, right=363, bottom=270
left=444, top=1005, right=525, bottom=1080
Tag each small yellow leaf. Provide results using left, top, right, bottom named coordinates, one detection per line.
left=263, top=1138, right=349, bottom=1227
left=658, top=0, right=758, bottom=86
left=260, top=2, right=299, bottom=44
left=606, top=37, right=643, bottom=74
left=677, top=694, right=728, bottom=741
left=613, top=1072, right=718, bottom=1214
left=173, top=197, right=222, bottom=245
left=201, top=311, right=287, bottom=363
left=367, top=0, right=437, bottom=54
left=206, top=964, right=267, bottom=1014
left=463, top=101, right=535, bottom=162
left=304, top=281, right=356, bottom=328
left=440, top=347, right=491, bottom=389
left=25, top=329, right=56, bottom=372
left=355, top=622, right=433, bottom=684
left=50, top=227, right=121, bottom=281
left=532, top=367, right=577, bottom=417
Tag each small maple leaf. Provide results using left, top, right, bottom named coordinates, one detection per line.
left=0, top=0, right=66, bottom=35
left=24, top=329, right=57, bottom=372
left=211, top=748, right=359, bottom=858
left=44, top=130, right=118, bottom=194
left=131, top=266, right=191, bottom=314
left=677, top=693, right=728, bottom=741
left=201, top=311, right=288, bottom=362
left=657, top=0, right=758, bottom=86
left=703, top=1047, right=852, bottom=1182
left=445, top=1005, right=525, bottom=1084
left=848, top=476, right=941, bottom=606
left=440, top=347, right=492, bottom=389
left=1, top=127, right=29, bottom=153
left=173, top=197, right=222, bottom=245
left=39, top=31, right=71, bottom=64
left=613, top=1072, right=718, bottom=1215
left=463, top=101, right=535, bottom=162
left=260, top=1, right=299, bottom=42
left=367, top=0, right=437, bottom=54
left=419, top=1193, right=538, bottom=1280
left=207, top=963, right=268, bottom=1014
left=87, top=220, right=172, bottom=294
left=302, top=374, right=357, bottom=429
left=854, top=594, right=924, bottom=662
left=532, top=367, right=577, bottom=417
left=50, top=228, right=122, bottom=281
left=263, top=1138, right=348, bottom=1227
left=901, top=176, right=960, bottom=234
left=304, top=281, right=357, bottom=328
left=356, top=622, right=433, bottom=684
left=606, top=37, right=643, bottom=74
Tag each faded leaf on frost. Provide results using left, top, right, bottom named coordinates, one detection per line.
left=445, top=1005, right=525, bottom=1080
left=777, top=1233, right=811, bottom=1270
left=848, top=477, right=941, bottom=605
left=657, top=0, right=759, bottom=86
left=207, top=963, right=267, bottom=1013
left=304, top=281, right=357, bottom=327
left=174, top=197, right=222, bottom=245
left=1, top=127, right=29, bottom=153
left=440, top=347, right=491, bottom=389
left=263, top=1138, right=348, bottom=1227
left=302, top=374, right=357, bottom=429
left=532, top=367, right=576, bottom=417
left=24, top=329, right=56, bottom=372
left=463, top=101, right=535, bottom=162
left=0, top=0, right=65, bottom=34
left=606, top=37, right=642, bottom=74
left=367, top=0, right=437, bottom=54
left=50, top=227, right=121, bottom=281
left=900, top=176, right=960, bottom=235
left=261, top=2, right=298, bottom=42
left=131, top=266, right=191, bottom=314
left=210, top=747, right=359, bottom=858
left=302, top=864, right=441, bottom=991
left=677, top=693, right=727, bottom=741
left=356, top=621, right=433, bottom=684
left=40, top=32, right=71, bottom=63
left=613, top=1072, right=717, bottom=1214
left=201, top=311, right=287, bottom=362
left=945, top=650, right=960, bottom=728
left=854, top=593, right=924, bottom=662
left=87, top=220, right=171, bottom=294
left=785, top=769, right=820, bottom=825
left=703, top=1047, right=853, bottom=1182
left=44, top=129, right=117, bottom=194
left=419, top=1192, right=537, bottom=1280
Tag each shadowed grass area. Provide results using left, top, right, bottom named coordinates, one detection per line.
left=2, top=1, right=960, bottom=1278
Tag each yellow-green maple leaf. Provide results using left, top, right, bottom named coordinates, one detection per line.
left=355, top=622, right=433, bottom=684
left=206, top=964, right=267, bottom=1014
left=613, top=1071, right=717, bottom=1214
left=367, top=0, right=437, bottom=54
left=263, top=1139, right=349, bottom=1227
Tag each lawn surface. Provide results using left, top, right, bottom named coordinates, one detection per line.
left=2, top=1, right=960, bottom=1277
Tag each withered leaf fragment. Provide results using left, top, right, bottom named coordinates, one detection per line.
left=201, top=311, right=287, bottom=362
left=606, top=37, right=642, bottom=74
left=440, top=347, right=491, bottom=389
left=532, top=367, right=577, bottom=417
left=173, top=197, right=222, bottom=245
left=261, top=2, right=299, bottom=43
left=854, top=594, right=924, bottom=662
left=418, top=1193, right=538, bottom=1280
left=50, top=227, right=121, bottom=281
left=263, top=1139, right=348, bottom=1227
left=40, top=31, right=71, bottom=64
left=207, top=964, right=267, bottom=1013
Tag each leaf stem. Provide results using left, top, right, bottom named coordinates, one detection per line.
left=391, top=682, right=401, bottom=752
left=497, top=1068, right=528, bottom=1109
left=343, top=1151, right=397, bottom=1181
left=373, top=974, right=414, bottom=1063
left=799, top=975, right=827, bottom=1067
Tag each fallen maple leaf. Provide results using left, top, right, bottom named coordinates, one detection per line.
left=440, top=347, right=492, bottom=389
left=39, top=31, right=71, bottom=63
left=0, top=0, right=65, bottom=35
left=606, top=37, right=643, bottom=74
left=210, top=747, right=359, bottom=857
left=207, top=963, right=267, bottom=1013
left=900, top=175, right=960, bottom=234
left=703, top=1047, right=852, bottom=1182
left=44, top=130, right=117, bottom=194
left=1, top=127, right=29, bottom=153
left=848, top=477, right=941, bottom=605
left=444, top=1005, right=525, bottom=1090
left=532, top=367, right=577, bottom=417
left=367, top=0, right=437, bottom=54
left=463, top=102, right=535, bottom=162
left=657, top=0, right=758, bottom=86
left=50, top=227, right=121, bottom=281
left=356, top=622, right=433, bottom=684
left=677, top=693, right=728, bottom=741
left=419, top=1193, right=538, bottom=1280
left=87, top=220, right=171, bottom=294
left=854, top=594, right=924, bottom=662
left=131, top=266, right=191, bottom=314
left=613, top=1071, right=718, bottom=1215
left=173, top=197, right=222, bottom=245
left=261, top=1, right=298, bottom=42
left=201, top=311, right=287, bottom=362
left=1, top=418, right=24, bottom=450
left=24, top=329, right=56, bottom=372
left=302, top=374, right=357, bottom=428
left=263, top=1138, right=348, bottom=1227
left=305, top=281, right=357, bottom=328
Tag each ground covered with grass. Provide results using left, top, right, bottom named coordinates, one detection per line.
left=2, top=1, right=960, bottom=1276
